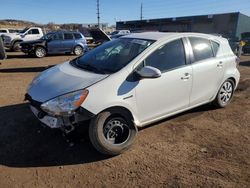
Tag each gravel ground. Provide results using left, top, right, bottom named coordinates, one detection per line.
left=0, top=52, right=249, bottom=188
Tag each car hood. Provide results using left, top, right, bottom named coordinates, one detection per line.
left=21, top=39, right=44, bottom=45
left=27, top=61, right=109, bottom=102
left=2, top=33, right=21, bottom=39
left=88, top=28, right=111, bottom=43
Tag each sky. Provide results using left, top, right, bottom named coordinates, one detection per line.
left=0, top=0, right=250, bottom=25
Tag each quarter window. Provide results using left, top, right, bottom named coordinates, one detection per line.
left=64, top=33, right=74, bottom=40
left=189, top=37, right=214, bottom=62
left=211, top=41, right=220, bottom=56
left=143, top=39, right=186, bottom=72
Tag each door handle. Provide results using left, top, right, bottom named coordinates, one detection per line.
left=181, top=73, right=191, bottom=80
left=217, top=61, right=223, bottom=68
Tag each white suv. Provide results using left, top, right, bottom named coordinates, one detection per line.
left=26, top=32, right=240, bottom=155
left=1, top=27, right=44, bottom=51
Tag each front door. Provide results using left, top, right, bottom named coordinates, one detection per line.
left=135, top=38, right=193, bottom=124
left=47, top=33, right=63, bottom=53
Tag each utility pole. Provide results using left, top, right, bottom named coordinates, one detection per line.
left=97, top=0, right=100, bottom=28
left=140, top=3, right=143, bottom=20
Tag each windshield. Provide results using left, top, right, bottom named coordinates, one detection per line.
left=19, top=28, right=29, bottom=34
left=110, top=31, right=119, bottom=35
left=40, top=32, right=55, bottom=40
left=71, top=38, right=154, bottom=74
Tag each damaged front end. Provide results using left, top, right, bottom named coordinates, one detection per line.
left=25, top=93, right=94, bottom=134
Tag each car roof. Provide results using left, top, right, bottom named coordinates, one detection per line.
left=122, top=32, right=225, bottom=42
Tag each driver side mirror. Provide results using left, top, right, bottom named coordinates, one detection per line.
left=136, top=66, right=161, bottom=79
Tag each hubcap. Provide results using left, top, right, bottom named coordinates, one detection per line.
left=103, top=118, right=131, bottom=145
left=36, top=48, right=45, bottom=57
left=75, top=46, right=83, bottom=55
left=219, top=81, right=233, bottom=104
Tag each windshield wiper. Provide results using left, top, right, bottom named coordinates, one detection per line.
left=72, top=58, right=106, bottom=74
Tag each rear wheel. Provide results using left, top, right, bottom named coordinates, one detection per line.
left=213, top=79, right=235, bottom=108
left=73, top=45, right=83, bottom=56
left=35, top=47, right=46, bottom=58
left=89, top=111, right=137, bottom=155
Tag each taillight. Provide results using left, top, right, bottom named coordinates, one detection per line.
left=236, top=56, right=240, bottom=66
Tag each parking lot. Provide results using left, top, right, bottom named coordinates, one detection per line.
left=0, top=53, right=249, bottom=187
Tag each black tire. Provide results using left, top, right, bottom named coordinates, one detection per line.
left=89, top=110, right=137, bottom=155
left=212, top=79, right=235, bottom=108
left=73, top=45, right=83, bottom=56
left=34, top=46, right=46, bottom=58
left=12, top=41, right=21, bottom=52
left=0, top=37, right=6, bottom=60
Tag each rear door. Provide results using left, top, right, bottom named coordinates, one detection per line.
left=62, top=33, right=75, bottom=52
left=188, top=37, right=225, bottom=106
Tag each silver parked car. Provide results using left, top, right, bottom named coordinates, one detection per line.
left=26, top=32, right=240, bottom=155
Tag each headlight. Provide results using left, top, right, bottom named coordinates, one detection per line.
left=41, top=90, right=89, bottom=116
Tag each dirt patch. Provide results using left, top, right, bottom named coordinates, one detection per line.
left=0, top=53, right=250, bottom=187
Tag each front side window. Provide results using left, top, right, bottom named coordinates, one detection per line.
left=0, top=30, right=7, bottom=33
left=189, top=37, right=214, bottom=62
left=64, top=33, right=74, bottom=40
left=71, top=38, right=154, bottom=74
left=28, top=29, right=39, bottom=34
left=52, top=33, right=63, bottom=40
left=142, top=39, right=186, bottom=72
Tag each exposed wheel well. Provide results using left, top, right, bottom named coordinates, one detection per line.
left=11, top=40, right=23, bottom=47
left=228, top=77, right=236, bottom=87
left=35, top=45, right=47, bottom=51
left=101, top=106, right=135, bottom=124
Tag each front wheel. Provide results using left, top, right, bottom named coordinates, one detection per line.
left=12, top=41, right=21, bottom=52
left=213, top=79, right=235, bottom=108
left=35, top=47, right=46, bottom=58
left=89, top=111, right=137, bottom=155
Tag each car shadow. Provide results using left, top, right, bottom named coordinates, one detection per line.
left=0, top=102, right=216, bottom=168
left=0, top=103, right=109, bottom=168
left=239, top=60, right=250, bottom=67
left=0, top=65, right=55, bottom=73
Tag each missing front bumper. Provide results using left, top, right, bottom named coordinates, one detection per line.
left=29, top=105, right=95, bottom=133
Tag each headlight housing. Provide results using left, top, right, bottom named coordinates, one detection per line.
left=41, top=90, right=89, bottom=116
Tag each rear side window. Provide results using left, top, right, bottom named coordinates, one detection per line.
left=211, top=41, right=220, bottom=56
left=189, top=37, right=214, bottom=62
left=64, top=33, right=74, bottom=40
left=73, top=33, right=82, bottom=39
left=144, top=39, right=186, bottom=72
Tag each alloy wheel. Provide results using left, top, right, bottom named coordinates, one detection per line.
left=219, top=81, right=233, bottom=104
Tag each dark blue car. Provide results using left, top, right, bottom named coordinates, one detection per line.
left=20, top=31, right=88, bottom=58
